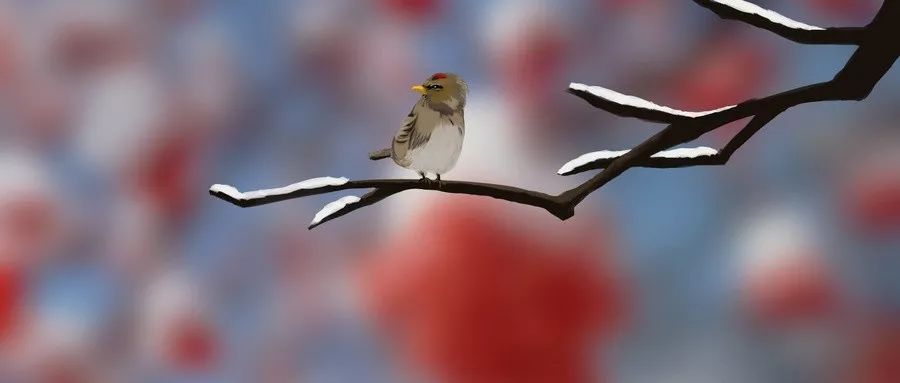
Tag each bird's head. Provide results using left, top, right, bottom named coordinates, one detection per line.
left=411, top=73, right=467, bottom=111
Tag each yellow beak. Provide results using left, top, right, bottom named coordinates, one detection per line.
left=411, top=85, right=426, bottom=94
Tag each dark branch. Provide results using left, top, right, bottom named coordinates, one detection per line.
left=560, top=1, right=900, bottom=205
left=565, top=84, right=728, bottom=124
left=692, top=0, right=865, bottom=45
left=558, top=111, right=781, bottom=175
left=308, top=188, right=394, bottom=229
left=558, top=149, right=722, bottom=175
left=715, top=110, right=782, bottom=161
left=210, top=178, right=574, bottom=229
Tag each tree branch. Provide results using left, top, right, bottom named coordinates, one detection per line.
left=211, top=177, right=574, bottom=228
left=557, top=146, right=720, bottom=175
left=692, top=0, right=865, bottom=45
left=308, top=191, right=390, bottom=230
left=557, top=111, right=781, bottom=175
left=566, top=83, right=736, bottom=124
left=210, top=1, right=898, bottom=228
left=715, top=110, right=782, bottom=161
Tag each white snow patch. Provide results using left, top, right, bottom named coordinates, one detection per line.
left=654, top=147, right=720, bottom=159
left=210, top=177, right=349, bottom=200
left=311, top=195, right=361, bottom=227
left=209, top=184, right=240, bottom=197
left=710, top=0, right=824, bottom=31
left=558, top=146, right=718, bottom=175
left=569, top=83, right=736, bottom=118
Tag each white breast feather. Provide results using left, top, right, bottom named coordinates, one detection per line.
left=406, top=118, right=463, bottom=175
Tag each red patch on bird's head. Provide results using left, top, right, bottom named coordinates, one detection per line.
left=430, top=73, right=448, bottom=80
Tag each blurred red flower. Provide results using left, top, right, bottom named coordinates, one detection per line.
left=377, top=0, right=443, bottom=22
left=165, top=315, right=219, bottom=372
left=132, top=104, right=207, bottom=224
left=842, top=168, right=900, bottom=235
left=361, top=200, right=626, bottom=383
left=847, top=321, right=900, bottom=383
left=0, top=263, right=24, bottom=345
left=670, top=36, right=772, bottom=112
left=36, top=357, right=93, bottom=383
left=743, top=257, right=840, bottom=327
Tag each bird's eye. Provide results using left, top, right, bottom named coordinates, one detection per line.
left=427, top=84, right=443, bottom=90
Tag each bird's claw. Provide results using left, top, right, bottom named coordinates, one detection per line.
left=418, top=174, right=442, bottom=189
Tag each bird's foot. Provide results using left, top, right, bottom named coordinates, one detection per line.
left=417, top=173, right=442, bottom=189
left=418, top=173, right=434, bottom=187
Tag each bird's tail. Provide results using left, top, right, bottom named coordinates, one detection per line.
left=368, top=148, right=392, bottom=161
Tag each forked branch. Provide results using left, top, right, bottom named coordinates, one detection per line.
left=211, top=1, right=899, bottom=229
left=557, top=111, right=782, bottom=175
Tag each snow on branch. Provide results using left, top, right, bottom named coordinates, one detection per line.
left=310, top=195, right=361, bottom=229
left=558, top=147, right=719, bottom=176
left=692, top=0, right=865, bottom=45
left=568, top=83, right=735, bottom=123
left=210, top=177, right=349, bottom=203
left=706, top=0, right=823, bottom=30
left=211, top=176, right=575, bottom=228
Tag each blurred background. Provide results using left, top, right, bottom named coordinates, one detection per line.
left=0, top=0, right=898, bottom=382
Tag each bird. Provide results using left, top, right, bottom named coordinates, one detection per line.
left=369, top=73, right=468, bottom=186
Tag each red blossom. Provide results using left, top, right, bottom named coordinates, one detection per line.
left=361, top=200, right=626, bottom=383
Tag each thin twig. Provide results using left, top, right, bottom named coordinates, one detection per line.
left=558, top=111, right=783, bottom=175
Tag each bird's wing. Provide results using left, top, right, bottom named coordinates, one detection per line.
left=392, top=102, right=433, bottom=162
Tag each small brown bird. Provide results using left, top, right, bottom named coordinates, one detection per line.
left=370, top=73, right=468, bottom=185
